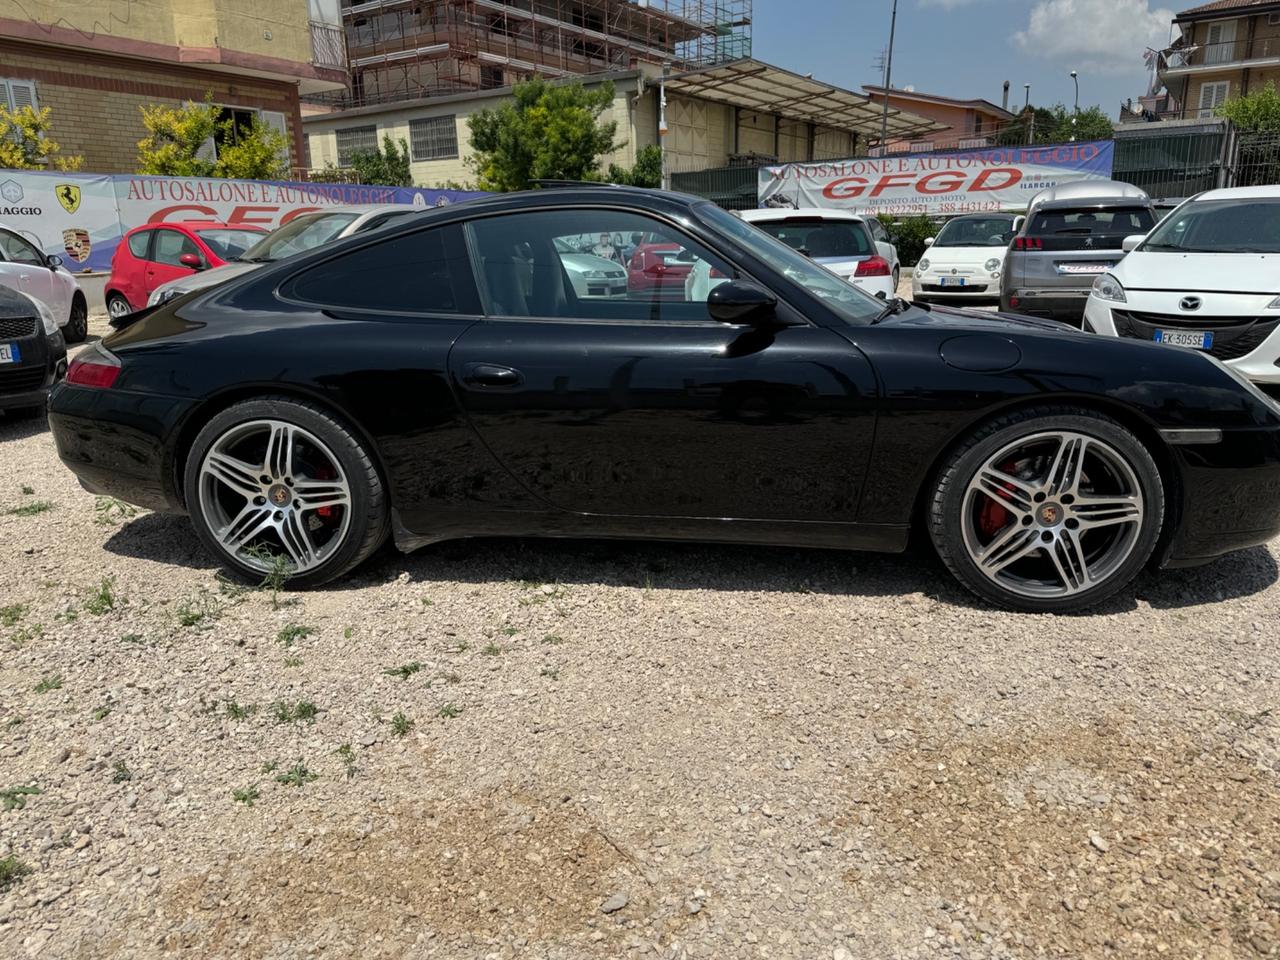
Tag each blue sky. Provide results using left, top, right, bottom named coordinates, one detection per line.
left=753, top=0, right=1180, bottom=115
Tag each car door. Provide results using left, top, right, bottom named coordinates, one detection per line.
left=145, top=228, right=202, bottom=297
left=447, top=206, right=878, bottom=523
left=0, top=228, right=60, bottom=315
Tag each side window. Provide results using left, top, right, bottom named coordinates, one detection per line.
left=281, top=226, right=462, bottom=313
left=466, top=209, right=736, bottom=322
left=152, top=230, right=200, bottom=267
left=0, top=230, right=44, bottom=265
left=127, top=230, right=153, bottom=259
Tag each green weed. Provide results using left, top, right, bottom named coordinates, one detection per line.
left=0, top=855, right=32, bottom=892
left=275, top=762, right=317, bottom=787
left=232, top=784, right=260, bottom=806
left=33, top=674, right=62, bottom=694
left=336, top=743, right=357, bottom=780
left=6, top=501, right=53, bottom=517
left=383, top=661, right=421, bottom=680
left=272, top=700, right=319, bottom=724
left=110, top=760, right=132, bottom=783
left=436, top=702, right=461, bottom=719
left=390, top=711, right=414, bottom=737
left=94, top=496, right=138, bottom=526
left=175, top=591, right=219, bottom=628
left=225, top=700, right=257, bottom=721
left=276, top=623, right=312, bottom=647
left=0, top=604, right=25, bottom=627
left=0, top=784, right=41, bottom=811
left=84, top=577, right=118, bottom=615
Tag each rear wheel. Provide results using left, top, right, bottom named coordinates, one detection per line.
left=929, top=408, right=1164, bottom=613
left=106, top=293, right=131, bottom=321
left=65, top=294, right=88, bottom=343
left=183, top=397, right=388, bottom=587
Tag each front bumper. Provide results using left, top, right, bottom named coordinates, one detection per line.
left=0, top=330, right=67, bottom=411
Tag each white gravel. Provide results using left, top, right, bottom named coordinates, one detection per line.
left=2, top=316, right=1279, bottom=958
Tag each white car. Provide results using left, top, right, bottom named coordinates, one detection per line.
left=0, top=222, right=89, bottom=342
left=912, top=213, right=1023, bottom=303
left=552, top=239, right=628, bottom=298
left=1083, top=185, right=1280, bottom=387
left=145, top=205, right=420, bottom=308
left=739, top=208, right=897, bottom=299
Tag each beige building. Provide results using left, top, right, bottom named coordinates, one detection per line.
left=304, top=58, right=944, bottom=186
left=1153, top=0, right=1280, bottom=120
left=0, top=0, right=348, bottom=173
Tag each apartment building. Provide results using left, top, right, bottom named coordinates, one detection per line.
left=1158, top=0, right=1280, bottom=120
left=860, top=86, right=1015, bottom=152
left=0, top=0, right=348, bottom=172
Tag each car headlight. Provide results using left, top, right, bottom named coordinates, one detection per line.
left=1269, top=295, right=1280, bottom=309
left=147, top=288, right=185, bottom=307
left=917, top=258, right=930, bottom=272
left=581, top=270, right=608, bottom=279
left=30, top=295, right=58, bottom=336
left=985, top=257, right=1002, bottom=272
left=1092, top=272, right=1127, bottom=303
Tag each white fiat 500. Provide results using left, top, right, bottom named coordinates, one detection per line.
left=912, top=213, right=1022, bottom=303
left=1083, top=186, right=1280, bottom=387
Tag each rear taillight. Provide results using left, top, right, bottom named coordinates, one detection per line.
left=855, top=255, right=891, bottom=277
left=1013, top=237, right=1043, bottom=251
left=67, top=343, right=121, bottom=389
left=709, top=267, right=727, bottom=279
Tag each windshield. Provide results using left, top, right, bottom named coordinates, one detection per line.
left=1141, top=197, right=1280, bottom=253
left=240, top=212, right=359, bottom=262
left=933, top=216, right=1016, bottom=247
left=694, top=203, right=884, bottom=325
left=751, top=218, right=872, bottom=259
left=196, top=228, right=265, bottom=260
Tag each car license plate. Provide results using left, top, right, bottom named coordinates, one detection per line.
left=1057, top=262, right=1113, bottom=275
left=939, top=277, right=966, bottom=287
left=0, top=343, right=19, bottom=364
left=1154, top=329, right=1213, bottom=350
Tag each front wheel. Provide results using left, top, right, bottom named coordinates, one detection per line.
left=928, top=408, right=1164, bottom=613
left=65, top=295, right=88, bottom=343
left=183, top=397, right=388, bottom=587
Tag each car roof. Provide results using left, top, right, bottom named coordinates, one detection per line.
left=944, top=212, right=1017, bottom=221
left=1030, top=196, right=1154, bottom=212
left=1189, top=185, right=1280, bottom=202
left=740, top=207, right=864, bottom=223
left=1027, top=180, right=1149, bottom=210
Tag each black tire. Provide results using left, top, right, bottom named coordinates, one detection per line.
left=183, top=397, right=389, bottom=588
left=105, top=293, right=132, bottom=322
left=928, top=406, right=1164, bottom=613
left=892, top=267, right=900, bottom=291
left=64, top=294, right=88, bottom=344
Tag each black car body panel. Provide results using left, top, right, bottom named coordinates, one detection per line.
left=46, top=186, right=1280, bottom=571
left=0, top=285, right=67, bottom=411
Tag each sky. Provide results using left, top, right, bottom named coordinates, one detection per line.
left=753, top=0, right=1181, bottom=116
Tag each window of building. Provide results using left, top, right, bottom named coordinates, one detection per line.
left=0, top=78, right=37, bottom=114
left=409, top=116, right=458, bottom=161
left=336, top=125, right=378, bottom=165
left=194, top=105, right=288, bottom=166
left=1197, top=80, right=1230, bottom=118
left=479, top=65, right=505, bottom=89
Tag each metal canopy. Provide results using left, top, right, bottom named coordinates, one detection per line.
left=664, top=58, right=948, bottom=142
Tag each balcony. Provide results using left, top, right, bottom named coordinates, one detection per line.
left=310, top=19, right=347, bottom=69
left=1160, top=36, right=1280, bottom=77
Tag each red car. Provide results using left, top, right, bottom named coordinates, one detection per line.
left=105, top=221, right=267, bottom=318
left=626, top=236, right=693, bottom=300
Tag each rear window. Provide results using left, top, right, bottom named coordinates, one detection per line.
left=752, top=219, right=872, bottom=259
left=1025, top=206, right=1156, bottom=251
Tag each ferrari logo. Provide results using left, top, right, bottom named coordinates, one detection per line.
left=55, top=183, right=81, bottom=214
left=62, top=228, right=91, bottom=263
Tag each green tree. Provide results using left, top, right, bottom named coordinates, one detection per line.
left=996, top=103, right=1113, bottom=146
left=1220, top=81, right=1280, bottom=132
left=137, top=97, right=288, bottom=179
left=0, top=105, right=82, bottom=171
left=347, top=135, right=412, bottom=186
left=606, top=143, right=662, bottom=188
left=879, top=214, right=935, bottom=267
left=467, top=77, right=621, bottom=191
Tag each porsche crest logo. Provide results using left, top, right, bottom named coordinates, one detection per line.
left=62, top=228, right=91, bottom=263
left=55, top=183, right=81, bottom=214
left=1039, top=504, right=1061, bottom=525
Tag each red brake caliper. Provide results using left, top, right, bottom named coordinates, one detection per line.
left=979, top=458, right=1018, bottom=538
left=314, top=463, right=336, bottom=521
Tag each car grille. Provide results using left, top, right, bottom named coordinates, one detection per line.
left=0, top=365, right=47, bottom=392
left=0, top=316, right=38, bottom=339
left=1111, top=310, right=1280, bottom=362
left=922, top=283, right=989, bottom=293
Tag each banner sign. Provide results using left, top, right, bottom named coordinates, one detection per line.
left=757, top=141, right=1115, bottom=216
left=0, top=169, right=485, bottom=273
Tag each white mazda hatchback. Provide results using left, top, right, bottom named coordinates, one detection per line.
left=1083, top=185, right=1280, bottom=387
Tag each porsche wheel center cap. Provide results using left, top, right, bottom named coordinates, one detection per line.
left=268, top=484, right=292, bottom=507
left=1038, top=503, right=1062, bottom=526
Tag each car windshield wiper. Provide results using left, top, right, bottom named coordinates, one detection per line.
left=871, top=297, right=910, bottom=324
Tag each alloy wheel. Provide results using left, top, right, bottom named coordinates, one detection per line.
left=197, top=419, right=352, bottom=574
left=107, top=297, right=131, bottom=319
left=960, top=431, right=1144, bottom=600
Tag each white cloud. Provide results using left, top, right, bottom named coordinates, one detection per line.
left=1014, top=0, right=1175, bottom=74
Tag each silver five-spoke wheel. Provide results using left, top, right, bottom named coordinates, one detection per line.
left=197, top=419, right=353, bottom=575
left=960, top=430, right=1144, bottom=600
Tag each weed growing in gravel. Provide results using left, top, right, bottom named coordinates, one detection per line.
left=8, top=623, right=42, bottom=647
left=342, top=626, right=355, bottom=639
left=175, top=591, right=219, bottom=628
left=91, top=705, right=112, bottom=722
left=421, top=597, right=435, bottom=607
left=390, top=711, right=415, bottom=736
left=336, top=743, right=357, bottom=780
left=0, top=604, right=25, bottom=627
left=541, top=634, right=565, bottom=645
left=6, top=500, right=53, bottom=517
left=283, top=655, right=302, bottom=667
left=500, top=626, right=518, bottom=637
left=245, top=545, right=293, bottom=609
left=33, top=674, right=62, bottom=694
left=276, top=623, right=312, bottom=647
left=232, top=784, right=260, bottom=806
left=435, top=672, right=461, bottom=685
left=94, top=496, right=138, bottom=526
left=0, top=855, right=32, bottom=892
left=448, top=640, right=470, bottom=654
left=260, top=760, right=279, bottom=774
left=384, top=661, right=421, bottom=680
left=540, top=667, right=560, bottom=681
left=0, top=785, right=41, bottom=811
left=481, top=643, right=503, bottom=656
left=20, top=485, right=34, bottom=495
left=111, top=760, right=132, bottom=783
left=215, top=573, right=249, bottom=599
left=275, top=762, right=317, bottom=787
left=436, top=703, right=461, bottom=719
left=84, top=577, right=119, bottom=615
left=272, top=700, right=319, bottom=724
left=4, top=717, right=22, bottom=729
left=54, top=606, right=78, bottom=623
left=120, top=632, right=145, bottom=645
left=225, top=700, right=257, bottom=720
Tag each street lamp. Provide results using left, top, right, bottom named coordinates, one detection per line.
left=1070, top=70, right=1079, bottom=113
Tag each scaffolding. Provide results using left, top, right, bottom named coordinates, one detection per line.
left=321, top=0, right=751, bottom=107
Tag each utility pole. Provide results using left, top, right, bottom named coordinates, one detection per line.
left=659, top=61, right=670, bottom=191
left=878, top=0, right=898, bottom=151
left=1023, top=82, right=1033, bottom=145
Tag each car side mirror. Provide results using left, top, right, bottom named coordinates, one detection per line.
left=923, top=237, right=934, bottom=247
left=1122, top=234, right=1145, bottom=253
left=707, top=280, right=777, bottom=326
left=179, top=252, right=205, bottom=270
left=46, top=254, right=63, bottom=268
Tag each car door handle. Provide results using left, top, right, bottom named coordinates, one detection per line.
left=462, top=362, right=522, bottom=387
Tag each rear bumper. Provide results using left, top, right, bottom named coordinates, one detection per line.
left=1001, top=288, right=1091, bottom=324
left=0, top=331, right=67, bottom=411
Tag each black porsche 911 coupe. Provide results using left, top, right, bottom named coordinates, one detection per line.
left=48, top=186, right=1280, bottom=612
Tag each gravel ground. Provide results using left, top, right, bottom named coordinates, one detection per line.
left=2, top=314, right=1280, bottom=959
